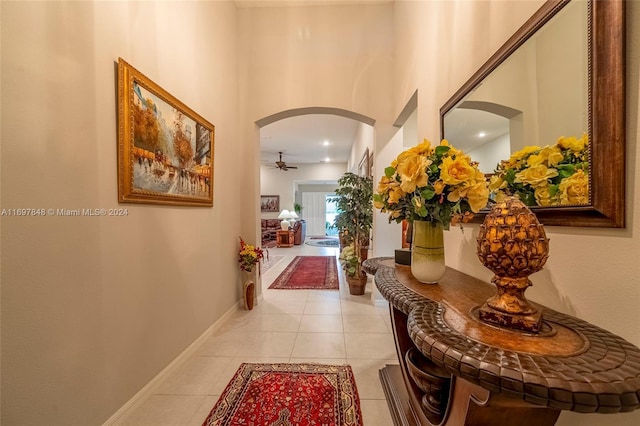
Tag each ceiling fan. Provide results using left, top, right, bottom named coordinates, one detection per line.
left=274, top=152, right=298, bottom=171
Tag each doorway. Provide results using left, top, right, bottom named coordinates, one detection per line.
left=325, top=195, right=338, bottom=236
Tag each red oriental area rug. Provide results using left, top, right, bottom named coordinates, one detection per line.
left=268, top=256, right=339, bottom=290
left=202, top=363, right=363, bottom=426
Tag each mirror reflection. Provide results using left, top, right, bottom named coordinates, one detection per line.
left=443, top=0, right=589, bottom=207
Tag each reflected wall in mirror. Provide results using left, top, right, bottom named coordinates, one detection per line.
left=441, top=0, right=625, bottom=227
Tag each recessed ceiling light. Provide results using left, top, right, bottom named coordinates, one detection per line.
left=323, top=140, right=330, bottom=146
left=478, top=132, right=486, bottom=138
left=325, top=157, right=330, bottom=162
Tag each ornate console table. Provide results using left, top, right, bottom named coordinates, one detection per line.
left=363, top=257, right=640, bottom=426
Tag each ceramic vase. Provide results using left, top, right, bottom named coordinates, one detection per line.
left=243, top=270, right=256, bottom=310
left=411, top=220, right=446, bottom=284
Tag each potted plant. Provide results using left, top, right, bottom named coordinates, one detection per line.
left=332, top=172, right=373, bottom=294
left=338, top=243, right=367, bottom=295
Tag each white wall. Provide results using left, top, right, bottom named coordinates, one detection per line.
left=402, top=108, right=418, bottom=148
left=348, top=122, right=375, bottom=173
left=393, top=1, right=640, bottom=425
left=373, top=128, right=403, bottom=258
left=468, top=133, right=510, bottom=174
left=1, top=1, right=240, bottom=425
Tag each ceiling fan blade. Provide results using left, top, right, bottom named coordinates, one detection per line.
left=287, top=166, right=298, bottom=169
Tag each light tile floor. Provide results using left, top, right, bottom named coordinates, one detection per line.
left=118, top=241, right=397, bottom=426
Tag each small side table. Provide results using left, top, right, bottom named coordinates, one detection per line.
left=276, top=230, right=294, bottom=248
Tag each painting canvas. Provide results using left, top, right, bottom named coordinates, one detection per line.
left=117, top=58, right=214, bottom=206
left=261, top=195, right=280, bottom=212
left=358, top=148, right=370, bottom=177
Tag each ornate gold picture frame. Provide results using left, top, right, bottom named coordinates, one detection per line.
left=117, top=58, right=214, bottom=206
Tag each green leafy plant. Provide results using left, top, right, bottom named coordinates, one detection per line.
left=331, top=172, right=373, bottom=279
left=338, top=244, right=360, bottom=278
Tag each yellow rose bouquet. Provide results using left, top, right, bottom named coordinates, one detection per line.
left=489, top=134, right=589, bottom=207
left=373, top=139, right=489, bottom=228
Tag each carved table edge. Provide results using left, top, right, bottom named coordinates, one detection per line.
left=365, top=257, right=640, bottom=414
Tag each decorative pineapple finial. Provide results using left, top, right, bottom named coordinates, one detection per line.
left=476, top=197, right=549, bottom=332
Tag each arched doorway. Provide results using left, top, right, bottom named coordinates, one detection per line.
left=256, top=107, right=375, bottom=241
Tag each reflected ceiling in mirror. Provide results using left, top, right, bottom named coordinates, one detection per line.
left=444, top=1, right=587, bottom=167
left=440, top=0, right=625, bottom=227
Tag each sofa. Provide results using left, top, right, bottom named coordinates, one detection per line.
left=292, top=220, right=306, bottom=245
left=261, top=219, right=281, bottom=245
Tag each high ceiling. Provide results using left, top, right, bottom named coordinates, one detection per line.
left=248, top=0, right=508, bottom=167
left=235, top=0, right=392, bottom=8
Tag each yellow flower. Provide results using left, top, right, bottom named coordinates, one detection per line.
left=558, top=169, right=589, bottom=205
left=406, top=139, right=433, bottom=157
left=515, top=164, right=559, bottom=187
left=511, top=146, right=540, bottom=161
left=447, top=187, right=463, bottom=203
left=376, top=176, right=405, bottom=205
left=433, top=180, right=445, bottom=195
left=557, top=134, right=586, bottom=152
left=527, top=153, right=544, bottom=167
left=440, top=156, right=476, bottom=185
left=396, top=153, right=430, bottom=193
left=528, top=145, right=563, bottom=167
left=534, top=186, right=557, bottom=206
left=494, top=191, right=509, bottom=203
left=440, top=139, right=461, bottom=157
left=466, top=182, right=490, bottom=212
left=388, top=186, right=405, bottom=204
left=376, top=176, right=395, bottom=195
left=488, top=175, right=506, bottom=192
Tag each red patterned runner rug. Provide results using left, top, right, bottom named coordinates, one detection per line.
left=202, top=363, right=363, bottom=426
left=268, top=256, right=339, bottom=290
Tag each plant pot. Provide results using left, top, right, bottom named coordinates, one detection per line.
left=411, top=220, right=446, bottom=284
left=346, top=274, right=367, bottom=295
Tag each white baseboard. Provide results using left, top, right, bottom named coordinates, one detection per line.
left=102, top=300, right=243, bottom=426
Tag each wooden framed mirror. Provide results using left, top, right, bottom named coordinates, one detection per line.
left=440, top=0, right=625, bottom=227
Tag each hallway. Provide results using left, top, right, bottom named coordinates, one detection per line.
left=118, top=241, right=397, bottom=425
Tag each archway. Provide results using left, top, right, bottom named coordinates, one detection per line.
left=256, top=107, right=376, bottom=241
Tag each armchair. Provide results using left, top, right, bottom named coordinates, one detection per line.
left=292, top=220, right=306, bottom=245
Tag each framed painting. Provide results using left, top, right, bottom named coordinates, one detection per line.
left=261, top=195, right=280, bottom=212
left=117, top=58, right=214, bottom=206
left=358, top=148, right=370, bottom=177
